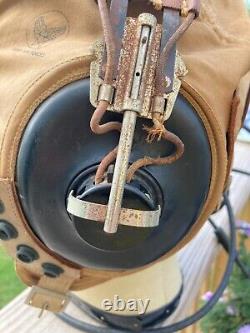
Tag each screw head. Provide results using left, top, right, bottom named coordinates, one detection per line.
left=0, top=221, right=18, bottom=240
left=42, top=263, right=64, bottom=278
left=16, top=245, right=39, bottom=263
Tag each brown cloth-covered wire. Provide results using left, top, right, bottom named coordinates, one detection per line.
left=90, top=0, right=121, bottom=184
left=126, top=113, right=184, bottom=182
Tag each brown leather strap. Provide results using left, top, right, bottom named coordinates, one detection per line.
left=161, top=8, right=180, bottom=94
left=162, top=0, right=200, bottom=17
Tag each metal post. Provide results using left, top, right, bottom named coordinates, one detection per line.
left=104, top=24, right=153, bottom=233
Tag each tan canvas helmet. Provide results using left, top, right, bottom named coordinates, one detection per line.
left=0, top=0, right=249, bottom=330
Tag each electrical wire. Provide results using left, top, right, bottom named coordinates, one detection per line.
left=90, top=0, right=122, bottom=184
left=232, top=169, right=250, bottom=177
left=243, top=125, right=250, bottom=133
left=56, top=193, right=236, bottom=333
left=208, top=218, right=250, bottom=279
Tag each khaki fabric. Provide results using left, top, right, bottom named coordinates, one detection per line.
left=0, top=0, right=249, bottom=179
left=180, top=0, right=250, bottom=132
left=0, top=0, right=249, bottom=293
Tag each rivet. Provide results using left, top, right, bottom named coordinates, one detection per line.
left=16, top=245, right=39, bottom=263
left=0, top=220, right=18, bottom=240
left=42, top=263, right=64, bottom=278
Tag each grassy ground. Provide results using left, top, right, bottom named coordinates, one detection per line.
left=0, top=246, right=25, bottom=309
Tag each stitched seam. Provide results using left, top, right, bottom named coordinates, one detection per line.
left=8, top=72, right=84, bottom=176
left=144, top=82, right=227, bottom=267
left=0, top=55, right=92, bottom=175
left=73, top=82, right=228, bottom=282
left=182, top=79, right=228, bottom=178
left=199, top=1, right=250, bottom=45
left=172, top=89, right=217, bottom=247
left=7, top=68, right=91, bottom=177
left=0, top=65, right=90, bottom=278
left=2, top=179, right=80, bottom=278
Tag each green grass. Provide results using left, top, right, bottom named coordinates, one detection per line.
left=0, top=246, right=25, bottom=309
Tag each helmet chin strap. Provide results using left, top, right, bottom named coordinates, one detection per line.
left=57, top=192, right=237, bottom=333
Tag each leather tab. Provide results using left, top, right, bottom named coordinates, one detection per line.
left=26, top=286, right=69, bottom=313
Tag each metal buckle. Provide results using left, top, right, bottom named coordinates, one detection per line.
left=26, top=286, right=69, bottom=314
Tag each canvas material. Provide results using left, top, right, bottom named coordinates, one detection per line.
left=0, top=0, right=249, bottom=176
left=0, top=0, right=249, bottom=292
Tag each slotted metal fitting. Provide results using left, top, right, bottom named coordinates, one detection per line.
left=98, top=83, right=115, bottom=104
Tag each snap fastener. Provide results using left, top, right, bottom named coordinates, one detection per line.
left=16, top=245, right=39, bottom=263
left=0, top=220, right=18, bottom=240
left=42, top=263, right=64, bottom=278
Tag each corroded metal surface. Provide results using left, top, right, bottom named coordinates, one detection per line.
left=90, top=18, right=187, bottom=121
left=67, top=191, right=161, bottom=228
left=103, top=110, right=137, bottom=233
left=103, top=16, right=157, bottom=233
left=89, top=11, right=188, bottom=233
left=115, top=15, right=159, bottom=117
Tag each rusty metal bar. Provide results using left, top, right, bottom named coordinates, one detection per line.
left=104, top=23, right=153, bottom=234
left=104, top=110, right=137, bottom=233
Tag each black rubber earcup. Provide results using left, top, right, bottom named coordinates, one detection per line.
left=16, top=79, right=211, bottom=269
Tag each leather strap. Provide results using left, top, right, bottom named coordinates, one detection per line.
left=161, top=8, right=180, bottom=94
left=161, top=0, right=200, bottom=17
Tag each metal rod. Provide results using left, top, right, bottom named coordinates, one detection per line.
left=104, top=110, right=137, bottom=233
left=104, top=24, right=152, bottom=233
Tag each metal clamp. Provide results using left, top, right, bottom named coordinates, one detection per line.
left=90, top=25, right=187, bottom=122
left=152, top=53, right=187, bottom=121
left=89, top=6, right=188, bottom=234
left=67, top=191, right=161, bottom=228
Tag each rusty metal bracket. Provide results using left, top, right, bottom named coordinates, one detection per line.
left=108, top=14, right=157, bottom=233
left=89, top=4, right=188, bottom=234
left=90, top=19, right=187, bottom=121
left=67, top=191, right=161, bottom=228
